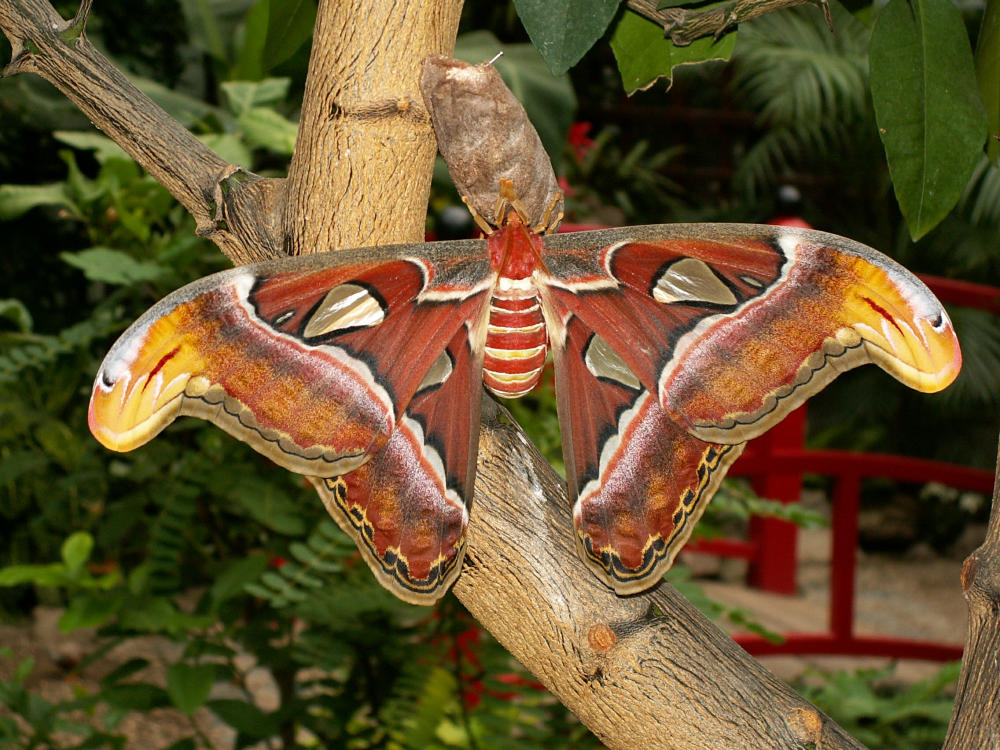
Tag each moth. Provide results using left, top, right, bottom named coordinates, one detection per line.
left=88, top=56, right=962, bottom=604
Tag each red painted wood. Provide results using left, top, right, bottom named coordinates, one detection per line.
left=740, top=407, right=806, bottom=594
left=735, top=633, right=964, bottom=661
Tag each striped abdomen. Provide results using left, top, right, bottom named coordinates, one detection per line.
left=483, top=285, right=548, bottom=398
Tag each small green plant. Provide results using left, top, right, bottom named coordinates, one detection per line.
left=795, top=663, right=960, bottom=750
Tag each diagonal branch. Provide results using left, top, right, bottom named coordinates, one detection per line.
left=461, top=399, right=866, bottom=749
left=0, top=0, right=285, bottom=264
left=626, top=0, right=831, bottom=46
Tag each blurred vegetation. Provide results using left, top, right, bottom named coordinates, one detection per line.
left=0, top=0, right=992, bottom=746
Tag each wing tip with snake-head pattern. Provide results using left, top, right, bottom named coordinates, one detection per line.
left=88, top=268, right=396, bottom=478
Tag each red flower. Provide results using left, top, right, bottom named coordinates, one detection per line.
left=567, top=122, right=595, bottom=163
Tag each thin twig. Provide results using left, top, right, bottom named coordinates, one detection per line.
left=626, top=0, right=832, bottom=45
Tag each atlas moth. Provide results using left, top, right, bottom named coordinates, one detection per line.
left=89, top=55, right=962, bottom=604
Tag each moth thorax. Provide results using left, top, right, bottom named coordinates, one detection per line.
left=483, top=288, right=548, bottom=398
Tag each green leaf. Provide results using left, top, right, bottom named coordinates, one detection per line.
left=513, top=0, right=621, bottom=75
left=263, top=0, right=316, bottom=70
left=0, top=183, right=72, bottom=219
left=199, top=133, right=254, bottom=168
left=53, top=131, right=129, bottom=163
left=102, top=683, right=170, bottom=711
left=177, top=0, right=228, bottom=61
left=167, top=663, right=216, bottom=715
left=231, top=0, right=268, bottom=80
left=209, top=554, right=269, bottom=606
left=226, top=477, right=306, bottom=534
left=13, top=656, right=35, bottom=685
left=100, top=658, right=151, bottom=688
left=237, top=107, right=298, bottom=154
left=60, top=247, right=166, bottom=286
left=207, top=699, right=277, bottom=737
left=0, top=563, right=68, bottom=587
left=610, top=9, right=735, bottom=94
left=976, top=0, right=1000, bottom=161
left=454, top=31, right=576, bottom=162
left=870, top=0, right=987, bottom=240
left=117, top=596, right=213, bottom=634
left=61, top=531, right=93, bottom=573
left=59, top=591, right=123, bottom=632
left=222, top=79, right=291, bottom=116
left=0, top=300, right=33, bottom=333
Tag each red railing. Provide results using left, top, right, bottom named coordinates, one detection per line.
left=691, top=274, right=999, bottom=661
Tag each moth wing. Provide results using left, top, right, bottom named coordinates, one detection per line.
left=310, top=313, right=488, bottom=604
left=89, top=240, right=492, bottom=477
left=543, top=224, right=961, bottom=445
left=547, top=312, right=743, bottom=593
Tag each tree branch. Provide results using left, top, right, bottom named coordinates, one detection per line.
left=461, top=400, right=865, bottom=749
left=625, top=0, right=832, bottom=46
left=0, top=0, right=285, bottom=264
left=944, top=439, right=1000, bottom=747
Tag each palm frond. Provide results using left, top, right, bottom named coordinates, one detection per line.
left=733, top=4, right=870, bottom=126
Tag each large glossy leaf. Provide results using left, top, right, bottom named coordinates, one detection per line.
left=976, top=0, right=1000, bottom=161
left=263, top=0, right=316, bottom=69
left=513, top=0, right=621, bottom=74
left=610, top=9, right=735, bottom=94
left=870, top=0, right=987, bottom=240
left=454, top=31, right=576, bottom=162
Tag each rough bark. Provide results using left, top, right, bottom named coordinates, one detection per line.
left=0, top=0, right=906, bottom=747
left=944, top=440, right=1000, bottom=748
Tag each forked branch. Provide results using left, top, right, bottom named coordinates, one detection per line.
left=0, top=0, right=284, bottom=263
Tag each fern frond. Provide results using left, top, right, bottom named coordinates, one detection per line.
left=732, top=5, right=869, bottom=126
left=729, top=3, right=874, bottom=201
left=147, top=486, right=198, bottom=594
left=244, top=519, right=351, bottom=608
left=958, top=155, right=1000, bottom=226
left=380, top=664, right=458, bottom=750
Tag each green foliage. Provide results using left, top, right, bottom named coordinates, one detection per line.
left=729, top=3, right=873, bottom=202
left=796, top=663, right=960, bottom=749
left=513, top=0, right=621, bottom=74
left=870, top=0, right=987, bottom=240
left=610, top=9, right=735, bottom=94
left=0, top=0, right=990, bottom=746
left=975, top=0, right=1000, bottom=161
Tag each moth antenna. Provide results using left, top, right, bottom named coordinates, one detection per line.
left=486, top=51, right=504, bottom=67
left=536, top=191, right=565, bottom=234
